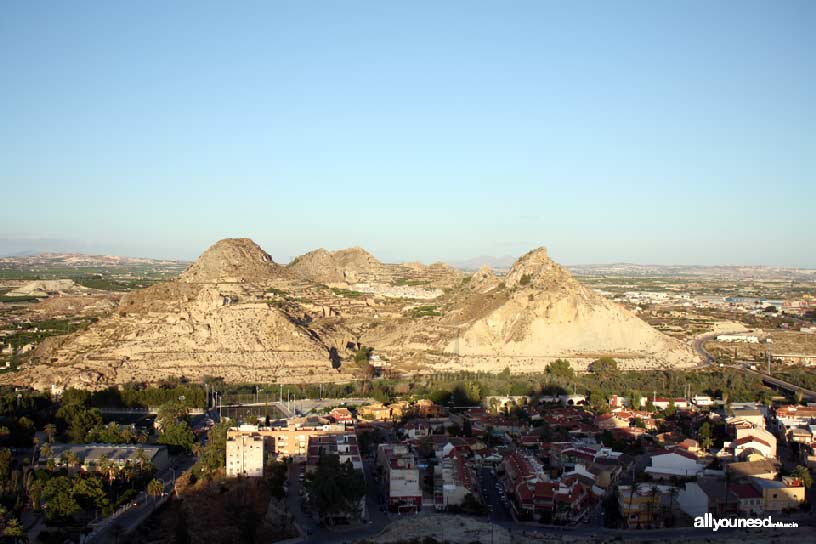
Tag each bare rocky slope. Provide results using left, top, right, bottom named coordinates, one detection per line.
left=4, top=239, right=697, bottom=391
left=6, top=239, right=347, bottom=390
left=361, top=247, right=696, bottom=373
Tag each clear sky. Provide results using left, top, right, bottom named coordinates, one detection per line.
left=1, top=1, right=813, bottom=266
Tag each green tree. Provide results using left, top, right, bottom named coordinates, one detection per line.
left=157, top=420, right=195, bottom=452
left=56, top=403, right=103, bottom=442
left=305, top=454, right=366, bottom=523
left=2, top=518, right=25, bottom=542
left=590, top=357, right=619, bottom=377
left=698, top=422, right=714, bottom=451
left=41, top=476, right=81, bottom=522
left=793, top=465, right=813, bottom=489
left=197, top=421, right=230, bottom=476
left=156, top=401, right=189, bottom=429
left=0, top=448, right=11, bottom=483
left=546, top=359, right=575, bottom=380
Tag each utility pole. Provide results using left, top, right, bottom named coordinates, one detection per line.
left=767, top=350, right=772, bottom=375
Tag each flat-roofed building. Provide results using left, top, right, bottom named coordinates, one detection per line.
left=306, top=433, right=363, bottom=472
left=434, top=453, right=476, bottom=510
left=377, top=443, right=421, bottom=513
left=226, top=434, right=264, bottom=477
left=751, top=477, right=806, bottom=512
left=225, top=417, right=348, bottom=461
left=726, top=459, right=779, bottom=481
left=44, top=443, right=169, bottom=473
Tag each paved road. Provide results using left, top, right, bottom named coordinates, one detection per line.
left=87, top=453, right=196, bottom=542
left=693, top=333, right=718, bottom=366
left=287, top=456, right=394, bottom=544
left=479, top=467, right=512, bottom=523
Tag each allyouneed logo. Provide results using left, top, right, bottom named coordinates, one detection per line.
left=694, top=513, right=799, bottom=531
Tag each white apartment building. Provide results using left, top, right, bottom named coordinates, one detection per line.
left=226, top=434, right=265, bottom=477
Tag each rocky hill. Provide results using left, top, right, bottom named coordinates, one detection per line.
left=287, top=247, right=386, bottom=286
left=4, top=239, right=346, bottom=390
left=287, top=247, right=464, bottom=295
left=2, top=239, right=698, bottom=390
left=6, top=279, right=89, bottom=297
left=179, top=238, right=284, bottom=283
left=362, top=247, right=695, bottom=373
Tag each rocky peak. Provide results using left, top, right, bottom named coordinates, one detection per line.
left=504, top=247, right=575, bottom=289
left=180, top=238, right=281, bottom=283
left=469, top=264, right=500, bottom=293
left=288, top=246, right=385, bottom=285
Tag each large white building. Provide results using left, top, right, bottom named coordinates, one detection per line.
left=645, top=450, right=706, bottom=479
left=716, top=334, right=759, bottom=343
left=226, top=434, right=265, bottom=477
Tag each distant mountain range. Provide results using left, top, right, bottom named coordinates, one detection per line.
left=567, top=263, right=816, bottom=280
left=447, top=255, right=518, bottom=271
left=0, top=252, right=188, bottom=267
left=3, top=252, right=814, bottom=281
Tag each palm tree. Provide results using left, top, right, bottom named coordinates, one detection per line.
left=666, top=486, right=679, bottom=526
left=44, top=423, right=57, bottom=443
left=134, top=446, right=149, bottom=472
left=625, top=484, right=637, bottom=528
left=97, top=455, right=113, bottom=482
left=64, top=450, right=81, bottom=470
left=30, top=437, right=40, bottom=466
left=147, top=478, right=164, bottom=509
left=38, top=442, right=52, bottom=465
left=647, top=485, right=660, bottom=527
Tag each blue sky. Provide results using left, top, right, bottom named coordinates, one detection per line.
left=1, top=1, right=813, bottom=266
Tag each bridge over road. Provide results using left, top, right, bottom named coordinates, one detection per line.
left=99, top=407, right=206, bottom=416
left=742, top=367, right=816, bottom=402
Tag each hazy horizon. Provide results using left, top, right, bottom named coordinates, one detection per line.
left=2, top=237, right=816, bottom=270
left=2, top=2, right=814, bottom=267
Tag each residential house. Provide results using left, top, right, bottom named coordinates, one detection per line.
left=645, top=449, right=707, bottom=479
left=434, top=452, right=477, bottom=510
left=617, top=484, right=675, bottom=528
left=377, top=443, right=422, bottom=513
left=751, top=477, right=806, bottom=512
